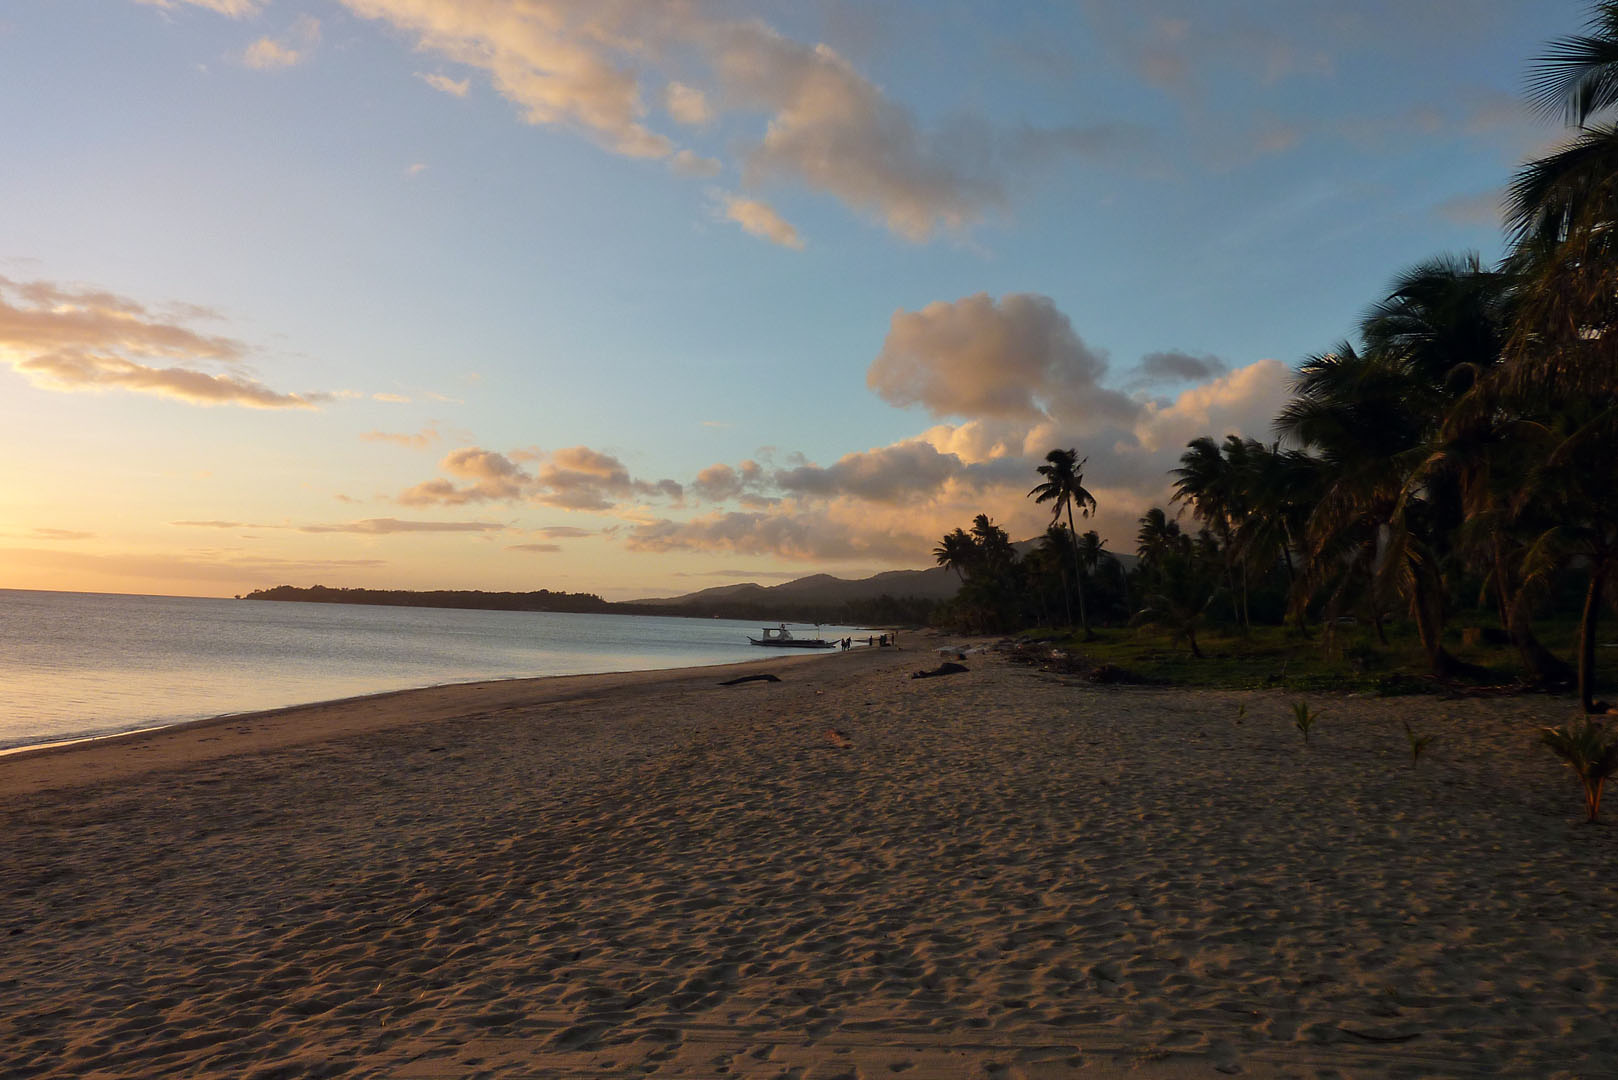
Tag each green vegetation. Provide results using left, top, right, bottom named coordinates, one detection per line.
left=1541, top=719, right=1618, bottom=822
left=1291, top=701, right=1322, bottom=746
left=932, top=3, right=1618, bottom=712
left=242, top=583, right=936, bottom=627
left=1403, top=721, right=1436, bottom=767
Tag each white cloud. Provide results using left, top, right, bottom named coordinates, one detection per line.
left=243, top=15, right=319, bottom=71
left=419, top=72, right=470, bottom=98
left=665, top=81, right=711, bottom=126
left=0, top=275, right=325, bottom=409
left=716, top=193, right=804, bottom=249
left=867, top=292, right=1135, bottom=423
left=398, top=445, right=682, bottom=510
left=135, top=0, right=262, bottom=15
left=326, top=2, right=1116, bottom=243
left=340, top=0, right=673, bottom=157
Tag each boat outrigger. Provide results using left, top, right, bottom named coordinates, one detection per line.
left=748, top=624, right=836, bottom=649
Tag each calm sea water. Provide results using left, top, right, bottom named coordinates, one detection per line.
left=0, top=590, right=865, bottom=750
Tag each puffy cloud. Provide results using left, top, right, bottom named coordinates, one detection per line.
left=691, top=461, right=766, bottom=503
left=322, top=2, right=1118, bottom=243
left=868, top=293, right=1135, bottom=423
left=398, top=444, right=681, bottom=510
left=1137, top=350, right=1229, bottom=384
left=243, top=15, right=320, bottom=71
left=535, top=445, right=683, bottom=510
left=771, top=442, right=1021, bottom=504
left=665, top=81, right=711, bottom=126
left=1129, top=358, right=1294, bottom=455
left=419, top=72, right=470, bottom=97
left=339, top=0, right=673, bottom=158
left=0, top=276, right=325, bottom=409
left=707, top=23, right=1008, bottom=241
left=717, top=193, right=803, bottom=249
left=361, top=425, right=439, bottom=449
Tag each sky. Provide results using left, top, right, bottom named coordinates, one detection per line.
left=0, top=0, right=1590, bottom=600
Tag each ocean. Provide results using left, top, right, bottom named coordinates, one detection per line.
left=0, top=589, right=866, bottom=751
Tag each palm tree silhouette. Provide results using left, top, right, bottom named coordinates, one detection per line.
left=1029, top=449, right=1098, bottom=638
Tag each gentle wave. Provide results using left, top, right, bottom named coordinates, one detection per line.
left=0, top=590, right=864, bottom=749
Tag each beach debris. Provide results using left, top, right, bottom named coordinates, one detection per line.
left=911, top=662, right=969, bottom=679
left=719, top=673, right=781, bottom=686
left=824, top=727, right=853, bottom=749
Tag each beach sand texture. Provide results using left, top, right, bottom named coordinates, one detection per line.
left=3, top=640, right=1617, bottom=1078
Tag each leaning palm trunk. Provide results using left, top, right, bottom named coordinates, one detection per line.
left=1578, top=565, right=1610, bottom=714
left=1508, top=580, right=1577, bottom=687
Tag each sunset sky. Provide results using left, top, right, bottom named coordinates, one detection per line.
left=0, top=0, right=1582, bottom=599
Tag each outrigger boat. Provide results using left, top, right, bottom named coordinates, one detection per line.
left=748, top=624, right=836, bottom=649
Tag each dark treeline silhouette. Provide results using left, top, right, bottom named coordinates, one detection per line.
left=243, top=584, right=934, bottom=629
left=930, top=2, right=1618, bottom=712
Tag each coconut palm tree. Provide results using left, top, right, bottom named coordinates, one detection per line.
left=933, top=528, right=976, bottom=582
left=1542, top=718, right=1618, bottom=821
left=1029, top=449, right=1099, bottom=638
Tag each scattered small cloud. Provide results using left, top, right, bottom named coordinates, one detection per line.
left=397, top=444, right=683, bottom=511
left=1136, top=349, right=1229, bottom=384
left=507, top=542, right=562, bottom=553
left=404, top=163, right=428, bottom=178
left=716, top=193, right=804, bottom=249
left=135, top=0, right=262, bottom=16
left=670, top=149, right=722, bottom=178
left=242, top=15, right=319, bottom=71
left=665, top=81, right=712, bottom=126
left=29, top=528, right=94, bottom=541
left=418, top=71, right=469, bottom=98
left=361, top=425, right=439, bottom=449
left=298, top=518, right=507, bottom=534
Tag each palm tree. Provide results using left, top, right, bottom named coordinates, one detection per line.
left=1029, top=449, right=1099, bottom=638
left=1542, top=719, right=1618, bottom=821
left=933, top=528, right=976, bottom=582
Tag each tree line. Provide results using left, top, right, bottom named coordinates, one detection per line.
left=931, top=4, right=1618, bottom=713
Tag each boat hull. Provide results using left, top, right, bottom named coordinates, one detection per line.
left=747, top=638, right=836, bottom=648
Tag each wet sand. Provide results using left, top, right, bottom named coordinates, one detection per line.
left=2, top=638, right=1615, bottom=1078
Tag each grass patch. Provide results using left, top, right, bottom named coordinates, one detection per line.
left=1017, top=618, right=1608, bottom=697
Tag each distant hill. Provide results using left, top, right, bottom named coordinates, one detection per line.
left=634, top=565, right=963, bottom=609
left=633, top=543, right=1138, bottom=612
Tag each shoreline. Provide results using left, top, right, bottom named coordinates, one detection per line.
left=0, top=638, right=929, bottom=799
left=6, top=637, right=1617, bottom=1077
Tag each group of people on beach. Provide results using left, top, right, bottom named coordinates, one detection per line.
left=839, top=632, right=897, bottom=650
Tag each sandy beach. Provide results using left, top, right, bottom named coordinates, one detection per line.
left=4, top=638, right=1616, bottom=1079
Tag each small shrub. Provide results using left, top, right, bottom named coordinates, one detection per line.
left=1541, top=719, right=1618, bottom=823
left=1291, top=700, right=1322, bottom=746
left=1403, top=721, right=1435, bottom=766
left=1235, top=702, right=1247, bottom=725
